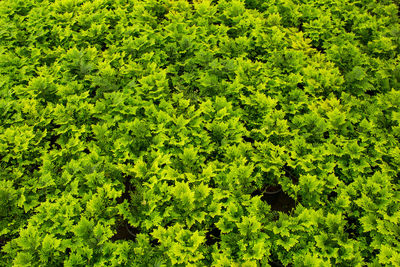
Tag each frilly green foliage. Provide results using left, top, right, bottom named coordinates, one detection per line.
left=1, top=0, right=400, bottom=266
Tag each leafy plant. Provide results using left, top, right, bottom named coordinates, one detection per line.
left=1, top=0, right=399, bottom=266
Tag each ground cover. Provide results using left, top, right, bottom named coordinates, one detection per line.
left=1, top=0, right=400, bottom=265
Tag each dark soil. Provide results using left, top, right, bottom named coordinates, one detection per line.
left=205, top=225, right=221, bottom=246
left=111, top=219, right=138, bottom=241
left=262, top=188, right=296, bottom=214
left=252, top=185, right=297, bottom=214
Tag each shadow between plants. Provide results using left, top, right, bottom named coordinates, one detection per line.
left=111, top=219, right=139, bottom=242
left=263, top=190, right=296, bottom=214
left=252, top=186, right=296, bottom=215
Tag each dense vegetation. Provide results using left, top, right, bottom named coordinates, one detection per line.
left=1, top=0, right=400, bottom=266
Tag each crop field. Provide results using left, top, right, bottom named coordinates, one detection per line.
left=1, top=0, right=400, bottom=266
